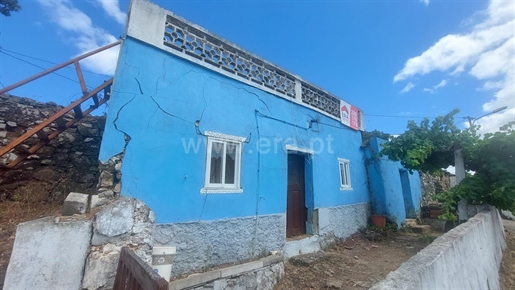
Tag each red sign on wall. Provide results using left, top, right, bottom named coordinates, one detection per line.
left=340, top=100, right=360, bottom=130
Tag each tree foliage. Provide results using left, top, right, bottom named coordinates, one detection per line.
left=380, top=109, right=479, bottom=172
left=0, top=0, right=20, bottom=17
left=361, top=129, right=391, bottom=145
left=380, top=110, right=515, bottom=219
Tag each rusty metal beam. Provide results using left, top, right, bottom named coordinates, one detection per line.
left=55, top=117, right=66, bottom=128
left=36, top=130, right=48, bottom=141
left=0, top=41, right=121, bottom=95
left=0, top=78, right=113, bottom=158
left=73, top=105, right=83, bottom=119
left=74, top=60, right=88, bottom=95
left=5, top=88, right=111, bottom=169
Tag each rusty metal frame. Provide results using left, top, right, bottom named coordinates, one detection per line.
left=0, top=41, right=121, bottom=95
left=0, top=41, right=121, bottom=171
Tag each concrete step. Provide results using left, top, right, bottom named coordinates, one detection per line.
left=404, top=219, right=418, bottom=227
left=411, top=224, right=433, bottom=234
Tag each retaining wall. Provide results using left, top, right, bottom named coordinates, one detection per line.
left=168, top=255, right=283, bottom=290
left=0, top=94, right=106, bottom=202
left=370, top=207, right=506, bottom=290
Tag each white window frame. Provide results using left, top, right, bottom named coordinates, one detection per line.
left=338, top=158, right=352, bottom=190
left=201, top=131, right=244, bottom=194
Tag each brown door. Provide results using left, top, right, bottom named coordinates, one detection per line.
left=286, top=154, right=306, bottom=238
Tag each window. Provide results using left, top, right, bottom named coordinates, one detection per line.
left=202, top=132, right=244, bottom=193
left=338, top=158, right=351, bottom=189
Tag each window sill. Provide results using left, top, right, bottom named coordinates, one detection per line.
left=340, top=186, right=353, bottom=191
left=200, top=188, right=243, bottom=194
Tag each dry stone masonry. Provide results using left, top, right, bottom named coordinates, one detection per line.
left=0, top=94, right=106, bottom=202
left=82, top=197, right=156, bottom=290
left=419, top=171, right=451, bottom=205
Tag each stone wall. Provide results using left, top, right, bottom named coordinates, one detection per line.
left=370, top=207, right=506, bottom=290
left=317, top=203, right=369, bottom=243
left=82, top=197, right=155, bottom=290
left=419, top=171, right=451, bottom=205
left=169, top=255, right=284, bottom=290
left=0, top=94, right=106, bottom=202
left=154, top=214, right=286, bottom=277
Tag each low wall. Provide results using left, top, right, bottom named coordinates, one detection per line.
left=370, top=207, right=506, bottom=290
left=4, top=217, right=92, bottom=290
left=169, top=255, right=283, bottom=290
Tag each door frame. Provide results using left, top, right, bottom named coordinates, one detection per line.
left=286, top=152, right=314, bottom=238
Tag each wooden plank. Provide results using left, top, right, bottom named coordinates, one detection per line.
left=113, top=247, right=168, bottom=290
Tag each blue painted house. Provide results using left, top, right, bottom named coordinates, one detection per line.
left=365, top=138, right=422, bottom=227
left=99, top=0, right=421, bottom=276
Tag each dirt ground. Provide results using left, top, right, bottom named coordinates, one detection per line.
left=1, top=205, right=515, bottom=290
left=500, top=220, right=515, bottom=290
left=0, top=201, right=61, bottom=289
left=275, top=229, right=440, bottom=290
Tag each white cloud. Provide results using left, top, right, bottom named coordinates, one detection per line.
left=36, top=0, right=121, bottom=75
left=423, top=88, right=434, bottom=94
left=95, top=0, right=126, bottom=25
left=420, top=0, right=430, bottom=6
left=394, top=0, right=515, bottom=134
left=434, top=79, right=447, bottom=89
left=400, top=82, right=415, bottom=93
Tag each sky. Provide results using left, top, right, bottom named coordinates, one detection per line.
left=0, top=0, right=513, bottom=135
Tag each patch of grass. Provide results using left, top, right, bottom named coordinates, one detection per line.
left=417, top=235, right=437, bottom=245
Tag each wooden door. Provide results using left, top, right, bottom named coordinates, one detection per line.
left=286, top=154, right=306, bottom=238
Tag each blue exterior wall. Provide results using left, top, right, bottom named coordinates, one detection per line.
left=99, top=37, right=370, bottom=224
left=365, top=138, right=422, bottom=227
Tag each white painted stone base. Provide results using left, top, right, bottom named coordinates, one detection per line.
left=154, top=214, right=286, bottom=277
left=283, top=235, right=321, bottom=258
left=283, top=202, right=369, bottom=258
left=318, top=202, right=370, bottom=239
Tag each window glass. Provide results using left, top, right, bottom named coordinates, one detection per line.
left=210, top=141, right=224, bottom=183
left=225, top=142, right=237, bottom=184
left=339, top=159, right=351, bottom=188
left=340, top=163, right=346, bottom=186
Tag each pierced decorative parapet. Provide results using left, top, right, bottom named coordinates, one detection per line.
left=157, top=12, right=363, bottom=129
left=301, top=83, right=340, bottom=118
left=164, top=15, right=296, bottom=98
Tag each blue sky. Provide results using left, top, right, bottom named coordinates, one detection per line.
left=0, top=0, right=513, bottom=135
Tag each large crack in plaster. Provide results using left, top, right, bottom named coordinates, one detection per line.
left=113, top=96, right=136, bottom=151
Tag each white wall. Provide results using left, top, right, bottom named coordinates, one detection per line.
left=371, top=207, right=506, bottom=290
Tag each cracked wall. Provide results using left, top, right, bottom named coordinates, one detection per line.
left=98, top=36, right=373, bottom=274
left=100, top=36, right=371, bottom=224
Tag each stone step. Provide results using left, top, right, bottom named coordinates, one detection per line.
left=404, top=219, right=418, bottom=227
left=411, top=225, right=433, bottom=234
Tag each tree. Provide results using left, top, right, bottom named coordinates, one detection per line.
left=380, top=110, right=515, bottom=220
left=381, top=109, right=479, bottom=172
left=0, top=0, right=21, bottom=17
